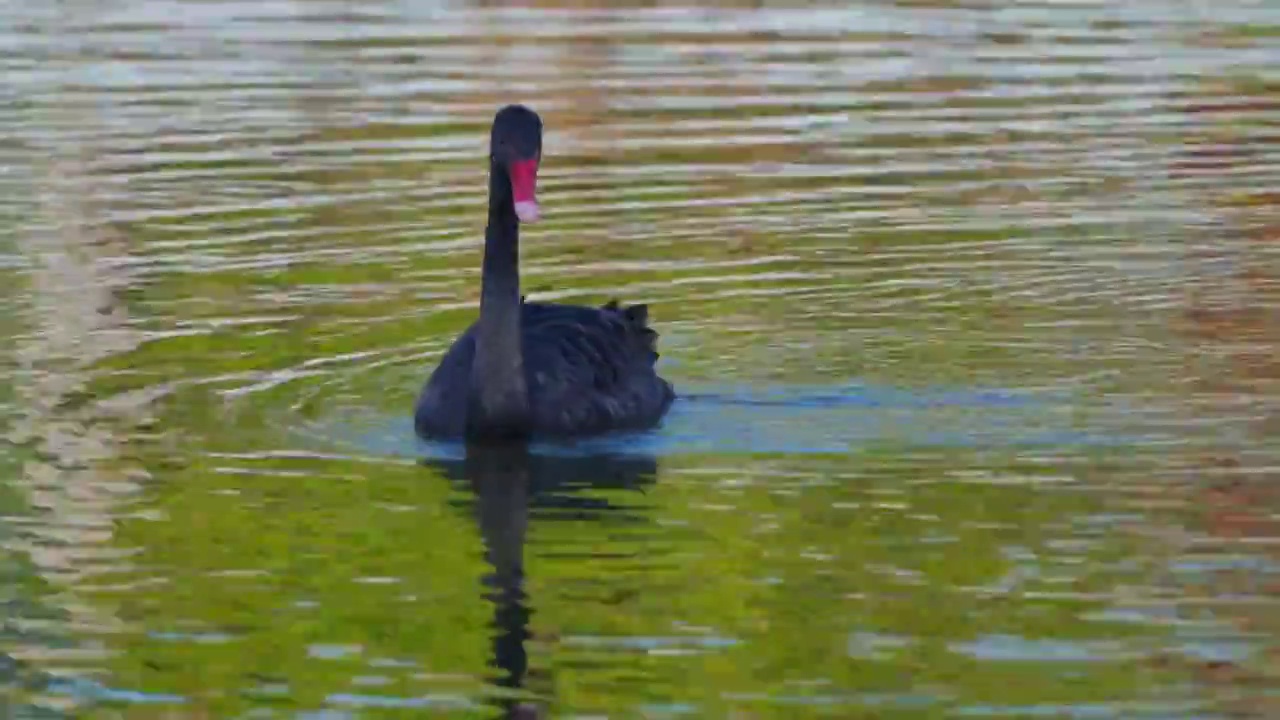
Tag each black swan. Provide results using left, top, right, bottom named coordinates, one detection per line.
left=413, top=104, right=675, bottom=441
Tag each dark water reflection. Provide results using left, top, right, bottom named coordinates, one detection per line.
left=2, top=0, right=1280, bottom=717
left=429, top=444, right=659, bottom=719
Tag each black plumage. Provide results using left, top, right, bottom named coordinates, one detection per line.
left=415, top=299, right=674, bottom=439
left=413, top=105, right=675, bottom=442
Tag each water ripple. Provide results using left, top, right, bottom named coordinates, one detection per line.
left=3, top=1, right=1279, bottom=718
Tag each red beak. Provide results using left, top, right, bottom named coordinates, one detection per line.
left=508, top=158, right=539, bottom=223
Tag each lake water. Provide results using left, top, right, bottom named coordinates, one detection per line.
left=2, top=1, right=1279, bottom=718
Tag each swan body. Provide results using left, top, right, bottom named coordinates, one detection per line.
left=413, top=105, right=675, bottom=442
left=415, top=299, right=673, bottom=439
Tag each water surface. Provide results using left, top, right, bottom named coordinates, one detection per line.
left=2, top=1, right=1279, bottom=718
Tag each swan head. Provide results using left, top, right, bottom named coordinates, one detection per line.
left=490, top=104, right=543, bottom=224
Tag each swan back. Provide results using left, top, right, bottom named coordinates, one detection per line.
left=414, top=299, right=673, bottom=440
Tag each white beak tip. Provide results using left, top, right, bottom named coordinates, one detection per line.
left=514, top=200, right=540, bottom=223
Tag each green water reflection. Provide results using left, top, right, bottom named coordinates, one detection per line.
left=2, top=1, right=1279, bottom=718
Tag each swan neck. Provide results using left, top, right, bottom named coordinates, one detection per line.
left=469, top=162, right=529, bottom=437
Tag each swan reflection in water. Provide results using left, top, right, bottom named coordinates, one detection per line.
left=422, top=443, right=660, bottom=719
